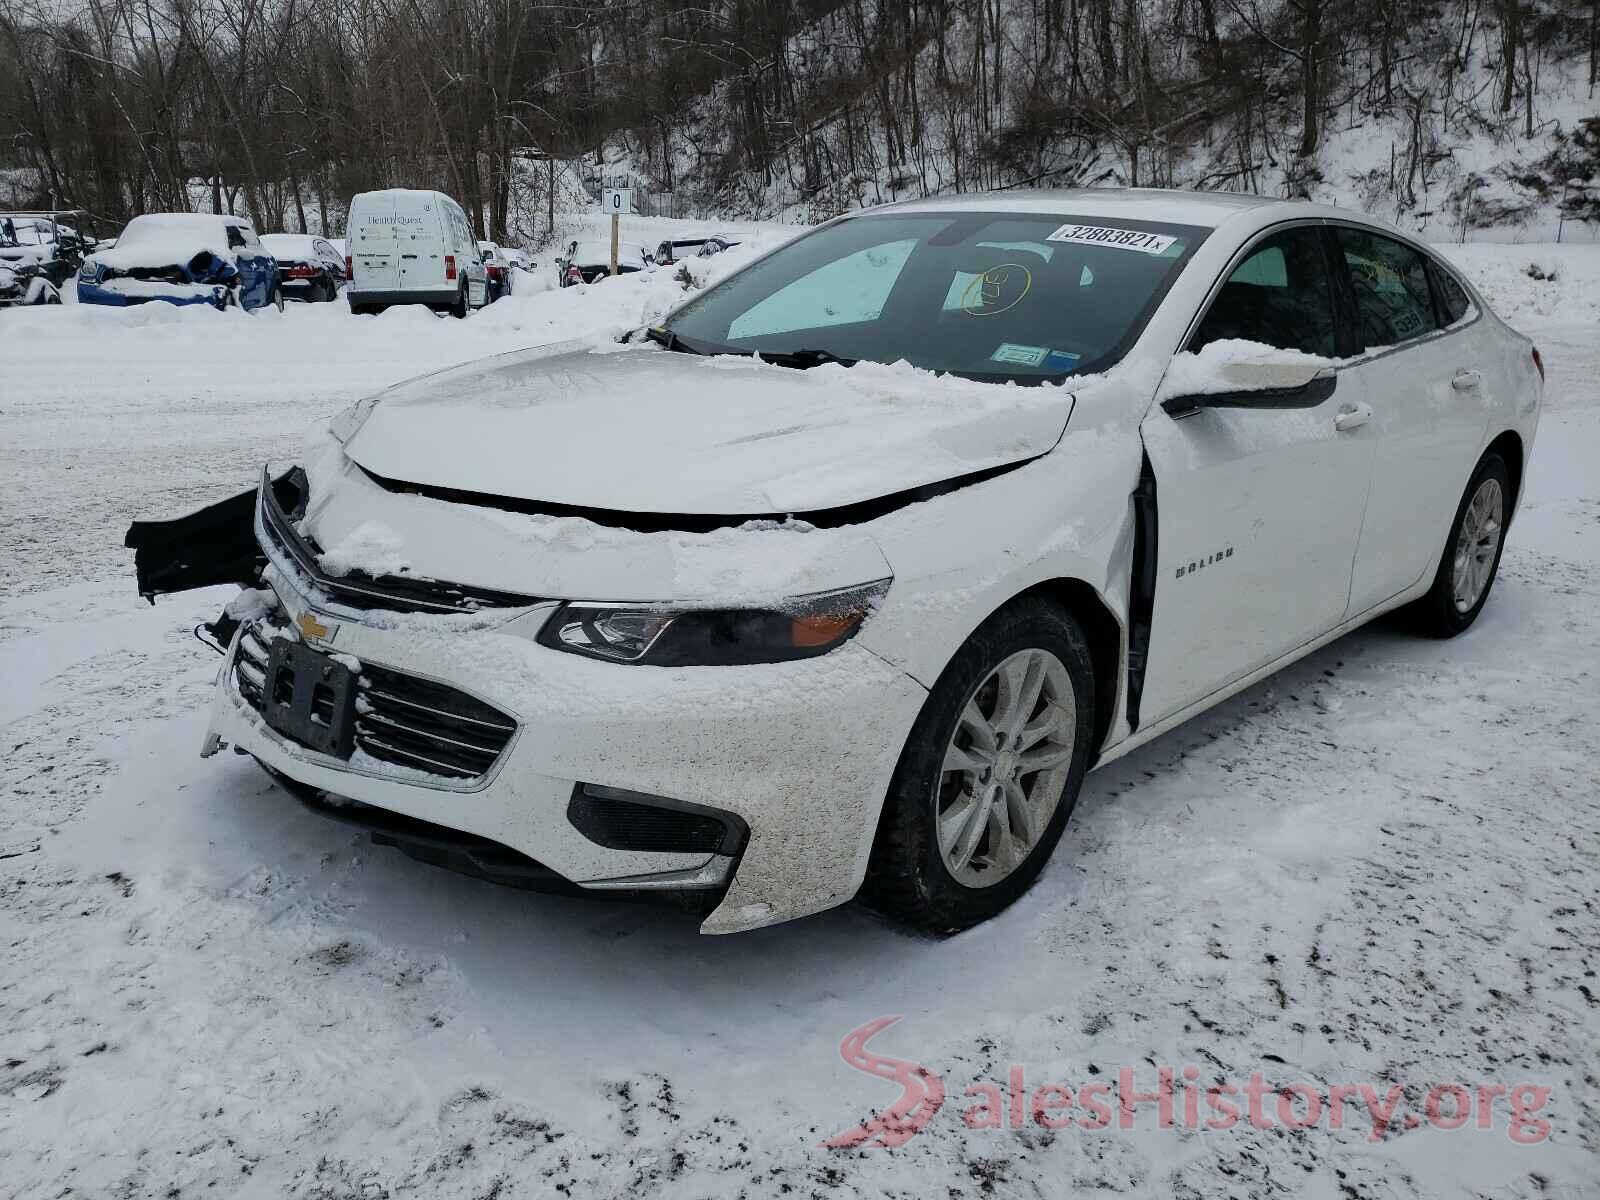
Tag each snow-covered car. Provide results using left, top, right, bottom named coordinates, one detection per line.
left=477, top=240, right=512, bottom=301
left=79, top=213, right=282, bottom=312
left=0, top=211, right=97, bottom=287
left=261, top=233, right=347, bottom=303
left=654, top=236, right=710, bottom=265
left=557, top=239, right=649, bottom=286
left=0, top=260, right=61, bottom=307
left=694, top=232, right=742, bottom=258
left=127, top=189, right=1541, bottom=935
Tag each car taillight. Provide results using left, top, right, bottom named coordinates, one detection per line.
left=487, top=265, right=503, bottom=280
left=344, top=255, right=352, bottom=278
left=1531, top=346, right=1544, bottom=383
left=286, top=264, right=316, bottom=278
left=445, top=254, right=457, bottom=281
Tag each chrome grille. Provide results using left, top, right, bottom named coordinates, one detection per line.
left=233, top=617, right=517, bottom=782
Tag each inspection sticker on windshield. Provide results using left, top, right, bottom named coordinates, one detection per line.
left=1045, top=224, right=1177, bottom=255
left=991, top=342, right=1048, bottom=366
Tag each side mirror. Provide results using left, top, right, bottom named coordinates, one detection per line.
left=1161, top=358, right=1337, bottom=417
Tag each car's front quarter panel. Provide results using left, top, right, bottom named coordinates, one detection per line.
left=855, top=375, right=1149, bottom=749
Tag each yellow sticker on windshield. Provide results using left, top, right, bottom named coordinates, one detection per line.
left=961, top=264, right=1032, bottom=315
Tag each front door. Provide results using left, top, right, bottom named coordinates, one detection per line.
left=1137, top=224, right=1377, bottom=726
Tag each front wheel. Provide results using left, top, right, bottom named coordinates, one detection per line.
left=1402, top=452, right=1511, bottom=637
left=862, top=598, right=1096, bottom=932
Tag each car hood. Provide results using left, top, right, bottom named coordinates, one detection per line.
left=341, top=342, right=1075, bottom=517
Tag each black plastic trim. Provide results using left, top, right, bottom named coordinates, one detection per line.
left=567, top=784, right=749, bottom=857
left=1125, top=453, right=1159, bottom=732
left=1161, top=371, right=1337, bottom=417
left=125, top=470, right=298, bottom=601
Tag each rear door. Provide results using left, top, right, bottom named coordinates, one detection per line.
left=394, top=195, right=446, bottom=294
left=1137, top=223, right=1377, bottom=724
left=1332, top=226, right=1493, bottom=613
left=351, top=194, right=402, bottom=291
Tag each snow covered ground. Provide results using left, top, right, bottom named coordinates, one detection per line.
left=2, top=237, right=1598, bottom=1198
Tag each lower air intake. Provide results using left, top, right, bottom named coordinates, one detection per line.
left=567, top=784, right=746, bottom=856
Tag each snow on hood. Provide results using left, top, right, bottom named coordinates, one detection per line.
left=339, top=341, right=1075, bottom=517
left=91, top=215, right=239, bottom=272
left=0, top=244, right=49, bottom=264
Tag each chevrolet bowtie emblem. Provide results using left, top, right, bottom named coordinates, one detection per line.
left=296, top=611, right=335, bottom=644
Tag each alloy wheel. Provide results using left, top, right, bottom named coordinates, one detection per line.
left=1451, top=476, right=1504, bottom=612
left=936, top=648, right=1076, bottom=888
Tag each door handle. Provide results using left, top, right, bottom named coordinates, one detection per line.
left=1452, top=369, right=1483, bottom=391
left=1333, top=401, right=1373, bottom=432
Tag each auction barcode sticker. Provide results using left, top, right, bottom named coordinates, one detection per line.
left=1045, top=224, right=1177, bottom=255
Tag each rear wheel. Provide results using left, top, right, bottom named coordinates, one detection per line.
left=450, top=284, right=468, bottom=319
left=1402, top=452, right=1511, bottom=637
left=862, top=598, right=1096, bottom=932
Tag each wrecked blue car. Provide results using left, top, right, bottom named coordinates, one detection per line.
left=77, top=213, right=282, bottom=312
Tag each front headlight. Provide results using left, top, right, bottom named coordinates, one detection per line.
left=537, top=579, right=892, bottom=666
left=79, top=262, right=101, bottom=283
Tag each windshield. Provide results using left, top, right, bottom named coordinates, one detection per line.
left=663, top=211, right=1206, bottom=382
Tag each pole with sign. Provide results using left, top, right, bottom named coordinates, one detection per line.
left=602, top=188, right=630, bottom=276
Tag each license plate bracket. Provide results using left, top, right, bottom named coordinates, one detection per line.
left=262, top=639, right=357, bottom=758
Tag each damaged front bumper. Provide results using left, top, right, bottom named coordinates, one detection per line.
left=149, top=469, right=927, bottom=933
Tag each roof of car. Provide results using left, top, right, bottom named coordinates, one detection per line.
left=873, top=187, right=1300, bottom=228
left=262, top=233, right=327, bottom=250
left=126, top=212, right=251, bottom=231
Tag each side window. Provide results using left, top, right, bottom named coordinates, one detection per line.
left=1188, top=227, right=1336, bottom=357
left=1335, top=228, right=1439, bottom=348
left=1432, top=262, right=1474, bottom=326
left=225, top=225, right=247, bottom=250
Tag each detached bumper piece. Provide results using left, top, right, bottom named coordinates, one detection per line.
left=234, top=615, right=517, bottom=781
left=125, top=470, right=301, bottom=601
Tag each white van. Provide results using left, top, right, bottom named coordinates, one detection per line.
left=345, top=189, right=489, bottom=316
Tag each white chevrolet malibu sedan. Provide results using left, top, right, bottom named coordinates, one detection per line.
left=129, top=189, right=1542, bottom=934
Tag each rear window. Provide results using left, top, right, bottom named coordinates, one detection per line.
left=664, top=212, right=1205, bottom=382
left=1432, top=262, right=1474, bottom=326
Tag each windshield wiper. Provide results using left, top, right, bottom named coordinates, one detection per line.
left=753, top=348, right=858, bottom=369
left=644, top=326, right=709, bottom=355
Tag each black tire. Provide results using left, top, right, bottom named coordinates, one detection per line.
left=450, top=284, right=468, bottom=319
left=1401, top=451, right=1512, bottom=638
left=861, top=598, right=1097, bottom=932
